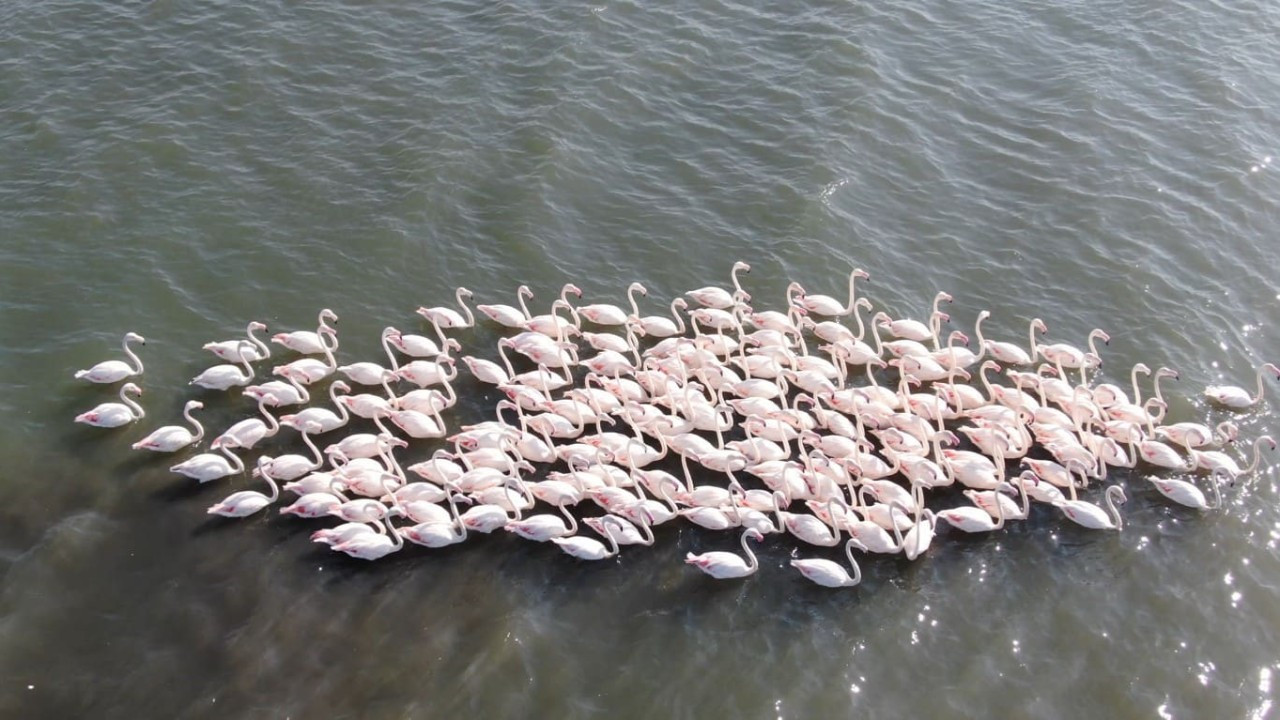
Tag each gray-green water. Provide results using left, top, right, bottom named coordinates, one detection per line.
left=3, top=1, right=1279, bottom=717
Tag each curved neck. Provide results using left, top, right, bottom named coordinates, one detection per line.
left=731, top=264, right=746, bottom=294
left=447, top=493, right=468, bottom=539
left=1028, top=320, right=1041, bottom=359
left=1087, top=331, right=1104, bottom=360
left=254, top=398, right=278, bottom=433
left=517, top=287, right=533, bottom=320
left=1103, top=487, right=1123, bottom=530
left=329, top=384, right=350, bottom=423
left=122, top=336, right=144, bottom=374
left=627, top=284, right=644, bottom=319
left=1208, top=472, right=1224, bottom=509
left=235, top=343, right=256, bottom=379
left=1131, top=365, right=1149, bottom=405
left=1254, top=366, right=1269, bottom=404
left=221, top=444, right=244, bottom=473
left=184, top=405, right=205, bottom=441
left=740, top=530, right=759, bottom=572
left=853, top=302, right=869, bottom=341
left=843, top=539, right=862, bottom=584
left=842, top=270, right=859, bottom=314
left=300, top=431, right=322, bottom=468
left=121, top=388, right=145, bottom=419
left=1246, top=437, right=1270, bottom=473
left=247, top=324, right=270, bottom=360
left=558, top=503, right=579, bottom=535
left=261, top=470, right=280, bottom=503
left=669, top=299, right=687, bottom=334
left=455, top=288, right=475, bottom=326
left=286, top=372, right=311, bottom=404
left=381, top=329, right=400, bottom=371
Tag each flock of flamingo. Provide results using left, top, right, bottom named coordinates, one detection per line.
left=71, top=263, right=1278, bottom=588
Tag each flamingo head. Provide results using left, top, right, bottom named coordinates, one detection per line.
left=125, top=332, right=146, bottom=344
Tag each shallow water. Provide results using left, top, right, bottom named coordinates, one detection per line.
left=2, top=1, right=1279, bottom=717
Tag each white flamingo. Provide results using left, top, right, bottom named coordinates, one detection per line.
left=1204, top=363, right=1280, bottom=409
left=791, top=538, right=864, bottom=588
left=132, top=400, right=204, bottom=452
left=75, top=383, right=144, bottom=428
left=271, top=309, right=338, bottom=355
left=74, top=332, right=145, bottom=383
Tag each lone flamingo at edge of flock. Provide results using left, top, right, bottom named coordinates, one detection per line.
left=1204, top=363, right=1280, bottom=409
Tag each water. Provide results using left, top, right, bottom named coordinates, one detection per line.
left=2, top=0, right=1279, bottom=717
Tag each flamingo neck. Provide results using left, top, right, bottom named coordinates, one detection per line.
left=1103, top=487, right=1123, bottom=530
left=247, top=324, right=270, bottom=360
left=122, top=388, right=145, bottom=419
left=740, top=530, right=759, bottom=572
left=123, top=336, right=144, bottom=374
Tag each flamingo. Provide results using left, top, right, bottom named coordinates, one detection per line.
left=631, top=298, right=689, bottom=338
left=278, top=381, right=350, bottom=434
left=386, top=327, right=445, bottom=358
left=506, top=503, right=580, bottom=542
left=1056, top=485, right=1127, bottom=531
left=255, top=426, right=324, bottom=481
left=401, top=492, right=473, bottom=548
left=336, top=328, right=402, bottom=385
left=1190, top=435, right=1275, bottom=478
left=686, top=261, right=751, bottom=309
left=791, top=268, right=870, bottom=317
left=272, top=309, right=338, bottom=355
left=577, top=282, right=648, bottom=326
left=75, top=383, right=144, bottom=428
left=1038, top=328, right=1109, bottom=370
left=1204, top=363, right=1280, bottom=409
left=551, top=517, right=626, bottom=560
left=1146, top=468, right=1226, bottom=510
left=273, top=328, right=337, bottom=385
left=171, top=442, right=245, bottom=483
left=937, top=475, right=1015, bottom=533
left=190, top=342, right=256, bottom=390
left=311, top=521, right=384, bottom=547
left=204, top=322, right=270, bottom=362
left=132, top=400, right=204, bottom=452
left=477, top=285, right=534, bottom=328
left=685, top=527, right=766, bottom=579
left=791, top=538, right=864, bottom=588
left=74, top=332, right=145, bottom=383
left=207, top=457, right=280, bottom=517
left=212, top=397, right=280, bottom=450
left=973, top=312, right=1045, bottom=366
left=332, top=516, right=404, bottom=560
left=416, top=287, right=476, bottom=344
left=243, top=369, right=310, bottom=407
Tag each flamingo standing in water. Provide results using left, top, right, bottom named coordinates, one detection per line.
left=207, top=457, right=280, bottom=518
left=204, top=321, right=271, bottom=362
left=272, top=309, right=338, bottom=355
left=74, top=332, right=145, bottom=383
left=790, top=268, right=870, bottom=317
left=791, top=538, right=864, bottom=588
left=416, top=287, right=476, bottom=344
left=686, top=261, right=751, bottom=308
left=685, top=527, right=766, bottom=579
left=132, top=401, right=205, bottom=452
left=1204, top=363, right=1280, bottom=409
left=1146, top=468, right=1226, bottom=510
left=75, top=383, right=144, bottom=428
